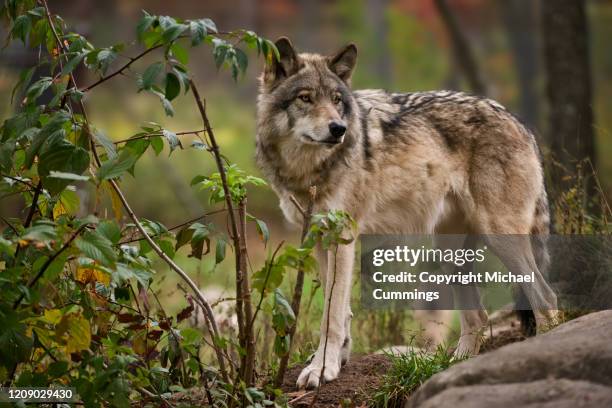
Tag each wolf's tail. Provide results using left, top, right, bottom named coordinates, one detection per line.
left=518, top=189, right=551, bottom=335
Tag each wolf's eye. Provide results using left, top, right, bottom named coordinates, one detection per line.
left=332, top=94, right=342, bottom=105
left=298, top=93, right=312, bottom=103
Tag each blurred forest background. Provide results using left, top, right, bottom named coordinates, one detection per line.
left=1, top=0, right=611, bottom=354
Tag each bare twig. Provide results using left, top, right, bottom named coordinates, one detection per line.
left=80, top=44, right=166, bottom=93
left=249, top=241, right=284, bottom=329
left=238, top=199, right=256, bottom=385
left=116, top=208, right=227, bottom=245
left=289, top=195, right=306, bottom=218
left=112, top=129, right=206, bottom=145
left=190, top=78, right=250, bottom=385
left=23, top=181, right=42, bottom=228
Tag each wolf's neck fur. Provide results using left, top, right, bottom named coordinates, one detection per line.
left=255, top=125, right=362, bottom=200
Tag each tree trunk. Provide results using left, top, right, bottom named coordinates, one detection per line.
left=499, top=0, right=540, bottom=129
left=541, top=0, right=596, bottom=199
left=366, top=0, right=392, bottom=87
left=434, top=0, right=488, bottom=95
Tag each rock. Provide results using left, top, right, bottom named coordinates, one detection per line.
left=406, top=311, right=612, bottom=407
left=414, top=379, right=612, bottom=408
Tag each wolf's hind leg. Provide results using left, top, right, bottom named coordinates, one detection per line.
left=485, top=234, right=559, bottom=332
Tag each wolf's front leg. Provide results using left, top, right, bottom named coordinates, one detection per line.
left=297, top=241, right=355, bottom=389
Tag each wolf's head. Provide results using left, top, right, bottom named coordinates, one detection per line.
left=257, top=38, right=358, bottom=147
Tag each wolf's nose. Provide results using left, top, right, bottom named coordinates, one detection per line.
left=329, top=122, right=347, bottom=139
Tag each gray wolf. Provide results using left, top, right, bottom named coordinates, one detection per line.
left=255, top=37, right=559, bottom=389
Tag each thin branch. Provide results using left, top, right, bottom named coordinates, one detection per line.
left=249, top=241, right=284, bottom=329
left=116, top=208, right=227, bottom=245
left=2, top=175, right=36, bottom=189
left=238, top=199, right=256, bottom=386
left=23, top=181, right=42, bottom=228
left=0, top=215, right=18, bottom=235
left=289, top=195, right=306, bottom=219
left=190, top=78, right=245, bottom=384
left=112, top=129, right=206, bottom=145
left=274, top=186, right=316, bottom=387
left=80, top=44, right=165, bottom=93
left=189, top=79, right=240, bottom=252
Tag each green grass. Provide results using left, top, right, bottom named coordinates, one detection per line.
left=369, top=345, right=462, bottom=408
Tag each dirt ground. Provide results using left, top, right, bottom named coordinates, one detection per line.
left=281, top=354, right=393, bottom=407
left=280, top=323, right=526, bottom=407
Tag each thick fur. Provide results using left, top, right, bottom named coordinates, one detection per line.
left=256, top=38, right=558, bottom=389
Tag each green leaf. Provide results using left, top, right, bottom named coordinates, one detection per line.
left=97, top=148, right=138, bottom=180
left=38, top=140, right=90, bottom=196
left=22, top=221, right=57, bottom=242
left=137, top=12, right=156, bottom=41
left=11, top=66, right=35, bottom=104
left=97, top=220, right=121, bottom=244
left=169, top=42, right=189, bottom=65
left=200, top=18, right=217, bottom=34
left=97, top=48, right=117, bottom=74
left=24, top=110, right=67, bottom=169
left=254, top=217, right=269, bottom=246
left=94, top=129, right=117, bottom=158
left=189, top=20, right=206, bottom=46
left=75, top=230, right=117, bottom=267
left=212, top=39, right=229, bottom=69
left=139, top=62, right=164, bottom=90
left=188, top=222, right=211, bottom=259
left=0, top=307, right=33, bottom=366
left=61, top=53, right=85, bottom=75
left=25, top=77, right=53, bottom=104
left=272, top=288, right=295, bottom=332
left=11, top=15, right=31, bottom=43
left=150, top=136, right=163, bottom=155
left=164, top=72, right=180, bottom=101
left=235, top=48, right=248, bottom=75
left=215, top=238, right=226, bottom=264
left=162, top=22, right=187, bottom=43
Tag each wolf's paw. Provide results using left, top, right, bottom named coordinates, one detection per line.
left=296, top=355, right=341, bottom=389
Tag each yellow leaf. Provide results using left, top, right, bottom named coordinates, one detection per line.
left=56, top=313, right=91, bottom=353
left=75, top=266, right=110, bottom=286
left=103, top=181, right=123, bottom=220
left=53, top=189, right=80, bottom=219
left=43, top=309, right=63, bottom=325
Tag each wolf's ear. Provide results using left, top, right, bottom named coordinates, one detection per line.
left=328, top=44, right=357, bottom=82
left=264, top=37, right=300, bottom=84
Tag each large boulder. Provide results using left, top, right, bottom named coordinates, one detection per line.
left=406, top=310, right=612, bottom=407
